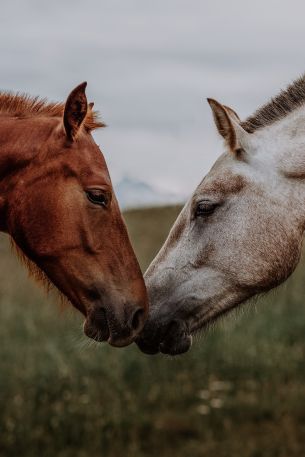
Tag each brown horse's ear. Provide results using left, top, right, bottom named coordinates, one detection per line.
left=64, top=82, right=88, bottom=141
left=207, top=98, right=250, bottom=153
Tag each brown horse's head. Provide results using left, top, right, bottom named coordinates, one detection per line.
left=2, top=83, right=148, bottom=347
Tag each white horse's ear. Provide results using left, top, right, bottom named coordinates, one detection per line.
left=207, top=98, right=252, bottom=154
left=223, top=105, right=240, bottom=122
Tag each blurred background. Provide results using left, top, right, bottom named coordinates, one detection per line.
left=1, top=1, right=305, bottom=456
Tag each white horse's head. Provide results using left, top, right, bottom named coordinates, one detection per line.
left=138, top=76, right=305, bottom=355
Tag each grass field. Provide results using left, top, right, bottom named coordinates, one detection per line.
left=1, top=205, right=305, bottom=456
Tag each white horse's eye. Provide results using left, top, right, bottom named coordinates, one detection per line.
left=195, top=201, right=218, bottom=218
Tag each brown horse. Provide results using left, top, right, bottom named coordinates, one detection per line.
left=0, top=82, right=148, bottom=347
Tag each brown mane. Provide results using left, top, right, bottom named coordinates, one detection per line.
left=241, top=74, right=305, bottom=133
left=0, top=91, right=106, bottom=131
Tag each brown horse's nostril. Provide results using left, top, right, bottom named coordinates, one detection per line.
left=84, top=308, right=110, bottom=342
left=84, top=304, right=147, bottom=347
left=130, top=307, right=145, bottom=333
left=94, top=307, right=108, bottom=326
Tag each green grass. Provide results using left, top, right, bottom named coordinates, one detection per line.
left=1, top=205, right=305, bottom=456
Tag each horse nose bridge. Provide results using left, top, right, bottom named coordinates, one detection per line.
left=103, top=252, right=146, bottom=299
left=108, top=267, right=149, bottom=312
left=109, top=298, right=147, bottom=326
left=145, top=264, right=177, bottom=306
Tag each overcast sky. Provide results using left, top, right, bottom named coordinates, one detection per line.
left=1, top=0, right=305, bottom=200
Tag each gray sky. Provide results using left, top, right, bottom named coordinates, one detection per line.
left=1, top=0, right=305, bottom=200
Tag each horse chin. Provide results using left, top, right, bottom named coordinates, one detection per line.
left=160, top=334, right=192, bottom=355
left=137, top=319, right=193, bottom=356
left=136, top=337, right=160, bottom=355
left=83, top=317, right=110, bottom=343
left=137, top=334, right=192, bottom=355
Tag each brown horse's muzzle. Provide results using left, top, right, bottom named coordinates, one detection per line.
left=83, top=302, right=147, bottom=347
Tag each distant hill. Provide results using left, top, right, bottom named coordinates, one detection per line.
left=114, top=176, right=184, bottom=209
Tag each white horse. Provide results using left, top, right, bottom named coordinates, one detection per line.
left=137, top=75, right=305, bottom=355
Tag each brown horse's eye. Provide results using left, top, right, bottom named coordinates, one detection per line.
left=86, top=189, right=110, bottom=208
left=195, top=201, right=218, bottom=218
